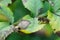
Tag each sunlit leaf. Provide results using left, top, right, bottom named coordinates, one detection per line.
left=47, top=10, right=60, bottom=32
left=51, top=0, right=60, bottom=11
left=20, top=15, right=46, bottom=34
left=0, top=14, right=8, bottom=22
left=44, top=24, right=53, bottom=37
left=0, top=4, right=14, bottom=24
left=22, top=0, right=43, bottom=17
left=0, top=0, right=12, bottom=6
left=0, top=22, right=9, bottom=30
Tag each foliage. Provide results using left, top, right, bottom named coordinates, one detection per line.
left=0, top=0, right=60, bottom=40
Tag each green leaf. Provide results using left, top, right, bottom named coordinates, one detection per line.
left=47, top=10, right=60, bottom=32
left=0, top=22, right=10, bottom=40
left=0, top=0, right=12, bottom=6
left=52, top=0, right=60, bottom=11
left=0, top=22, right=15, bottom=40
left=20, top=15, right=46, bottom=34
left=22, top=0, right=43, bottom=17
left=0, top=22, right=10, bottom=31
left=0, top=4, right=14, bottom=24
left=0, top=14, right=8, bottom=22
left=6, top=32, right=41, bottom=40
left=43, top=1, right=50, bottom=13
left=38, top=1, right=51, bottom=17
left=5, top=32, right=22, bottom=40
left=9, top=0, right=30, bottom=23
left=55, top=36, right=60, bottom=40
left=43, top=24, right=53, bottom=37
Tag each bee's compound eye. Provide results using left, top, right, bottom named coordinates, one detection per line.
left=18, top=27, right=21, bottom=30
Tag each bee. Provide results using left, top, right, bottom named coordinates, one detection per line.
left=38, top=17, right=49, bottom=24
left=14, top=20, right=30, bottom=32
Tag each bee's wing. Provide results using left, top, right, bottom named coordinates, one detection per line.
left=17, top=20, right=30, bottom=29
